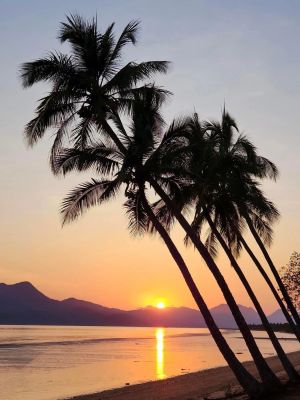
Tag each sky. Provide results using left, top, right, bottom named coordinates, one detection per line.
left=0, top=0, right=299, bottom=313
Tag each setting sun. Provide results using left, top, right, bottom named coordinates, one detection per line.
left=156, top=301, right=166, bottom=309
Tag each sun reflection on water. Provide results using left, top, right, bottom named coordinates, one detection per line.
left=155, top=328, right=165, bottom=379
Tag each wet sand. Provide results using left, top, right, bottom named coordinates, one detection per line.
left=68, top=350, right=300, bottom=400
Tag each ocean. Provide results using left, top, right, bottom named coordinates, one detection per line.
left=0, top=325, right=298, bottom=400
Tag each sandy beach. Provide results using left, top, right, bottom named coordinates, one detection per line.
left=68, top=351, right=300, bottom=400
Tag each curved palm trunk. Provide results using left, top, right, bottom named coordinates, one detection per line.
left=203, top=210, right=299, bottom=382
left=239, top=235, right=300, bottom=342
left=244, top=213, right=300, bottom=328
left=148, top=178, right=281, bottom=390
left=140, top=192, right=264, bottom=399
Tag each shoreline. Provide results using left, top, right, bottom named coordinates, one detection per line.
left=67, top=350, right=300, bottom=400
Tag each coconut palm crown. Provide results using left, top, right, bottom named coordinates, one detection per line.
left=20, top=14, right=170, bottom=170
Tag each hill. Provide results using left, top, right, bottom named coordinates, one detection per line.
left=0, top=281, right=271, bottom=328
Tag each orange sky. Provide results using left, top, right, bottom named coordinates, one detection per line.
left=0, top=166, right=297, bottom=313
left=1, top=1, right=300, bottom=314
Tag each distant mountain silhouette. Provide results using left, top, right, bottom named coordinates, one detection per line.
left=209, top=303, right=261, bottom=327
left=0, top=281, right=278, bottom=328
left=267, top=309, right=288, bottom=324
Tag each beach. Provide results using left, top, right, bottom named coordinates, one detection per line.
left=69, top=351, right=300, bottom=400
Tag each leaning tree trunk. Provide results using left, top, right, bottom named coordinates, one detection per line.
left=239, top=235, right=300, bottom=342
left=148, top=178, right=281, bottom=390
left=140, top=190, right=264, bottom=399
left=203, top=209, right=299, bottom=382
left=244, top=213, right=300, bottom=328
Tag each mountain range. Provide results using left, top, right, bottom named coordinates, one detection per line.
left=0, top=282, right=287, bottom=328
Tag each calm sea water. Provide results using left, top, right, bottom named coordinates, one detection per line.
left=0, top=325, right=298, bottom=400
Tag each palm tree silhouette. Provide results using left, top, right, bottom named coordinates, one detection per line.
left=199, top=111, right=300, bottom=340
left=20, top=14, right=170, bottom=164
left=173, top=111, right=298, bottom=380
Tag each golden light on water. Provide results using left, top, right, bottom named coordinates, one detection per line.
left=155, top=328, right=165, bottom=379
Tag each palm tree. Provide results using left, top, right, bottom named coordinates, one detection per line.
left=20, top=13, right=170, bottom=164
left=21, top=14, right=280, bottom=395
left=175, top=112, right=298, bottom=380
left=208, top=112, right=300, bottom=329
left=199, top=111, right=300, bottom=340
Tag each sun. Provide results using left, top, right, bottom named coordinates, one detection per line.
left=156, top=301, right=166, bottom=309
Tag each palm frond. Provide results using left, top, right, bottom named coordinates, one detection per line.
left=205, top=230, right=219, bottom=258
left=148, top=199, right=175, bottom=233
left=59, top=14, right=88, bottom=43
left=59, top=14, right=100, bottom=74
left=53, top=145, right=120, bottom=176
left=103, top=20, right=140, bottom=78
left=162, top=116, right=191, bottom=142
left=71, top=117, right=94, bottom=149
left=25, top=94, right=76, bottom=146
left=251, top=213, right=274, bottom=247
left=20, top=52, right=77, bottom=88
left=61, top=178, right=121, bottom=224
left=114, top=20, right=139, bottom=50
left=50, top=112, right=76, bottom=173
left=255, top=156, right=279, bottom=181
left=104, top=61, right=170, bottom=93
left=96, top=23, right=116, bottom=79
left=231, top=134, right=257, bottom=162
left=124, top=188, right=148, bottom=235
left=221, top=109, right=239, bottom=133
